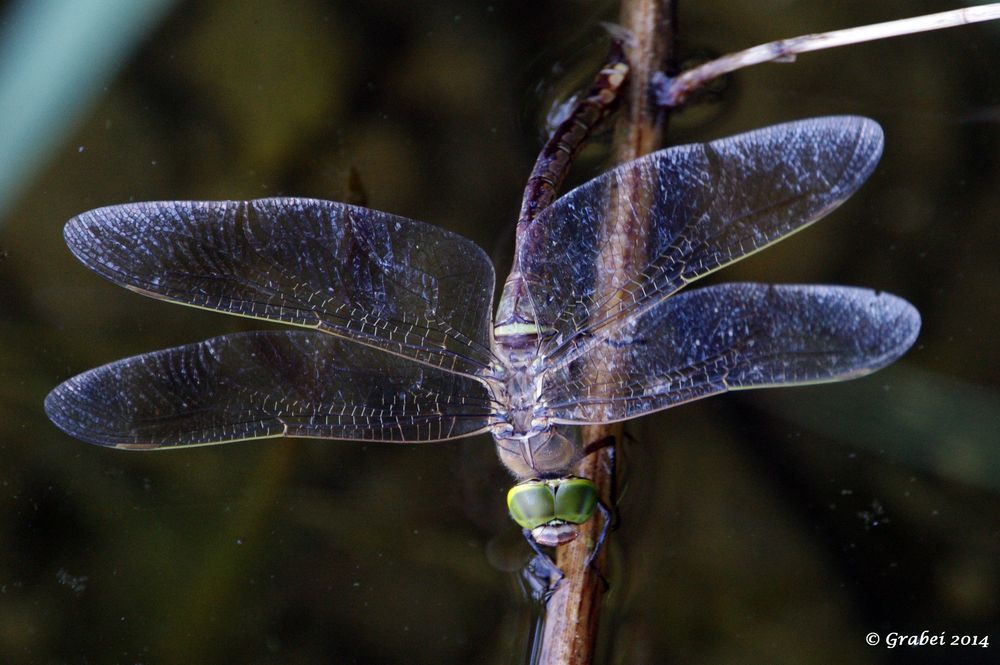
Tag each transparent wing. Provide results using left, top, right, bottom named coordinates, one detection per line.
left=539, top=283, right=920, bottom=423
left=64, top=198, right=496, bottom=378
left=45, top=331, right=495, bottom=449
left=518, top=116, right=884, bottom=366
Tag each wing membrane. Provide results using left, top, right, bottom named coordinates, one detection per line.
left=64, top=198, right=496, bottom=378
left=518, top=117, right=884, bottom=366
left=45, top=331, right=495, bottom=448
left=539, top=283, right=920, bottom=423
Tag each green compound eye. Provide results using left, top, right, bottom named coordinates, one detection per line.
left=507, top=481, right=555, bottom=530
left=553, top=477, right=598, bottom=524
left=507, top=478, right=599, bottom=530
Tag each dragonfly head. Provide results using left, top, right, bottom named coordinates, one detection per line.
left=507, top=477, right=599, bottom=546
left=492, top=427, right=580, bottom=479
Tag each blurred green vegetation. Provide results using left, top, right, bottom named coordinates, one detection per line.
left=1, top=1, right=998, bottom=663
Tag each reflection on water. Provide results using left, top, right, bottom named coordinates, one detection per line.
left=1, top=1, right=999, bottom=663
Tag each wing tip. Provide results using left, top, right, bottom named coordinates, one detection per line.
left=63, top=207, right=98, bottom=257
left=841, top=115, right=884, bottom=183
left=45, top=373, right=224, bottom=451
left=756, top=115, right=884, bottom=175
left=872, top=289, right=922, bottom=366
left=817, top=285, right=921, bottom=376
left=44, top=377, right=125, bottom=449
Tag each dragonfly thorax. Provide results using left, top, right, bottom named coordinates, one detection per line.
left=488, top=348, right=582, bottom=478
left=492, top=427, right=581, bottom=479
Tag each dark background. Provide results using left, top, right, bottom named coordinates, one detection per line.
left=1, top=1, right=998, bottom=663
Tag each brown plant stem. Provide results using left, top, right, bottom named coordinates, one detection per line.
left=535, top=1, right=675, bottom=663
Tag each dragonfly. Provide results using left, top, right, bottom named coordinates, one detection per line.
left=45, top=115, right=920, bottom=559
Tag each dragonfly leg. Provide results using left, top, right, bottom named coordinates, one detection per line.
left=584, top=500, right=613, bottom=591
left=521, top=528, right=565, bottom=601
left=521, top=554, right=562, bottom=604
left=582, top=434, right=616, bottom=457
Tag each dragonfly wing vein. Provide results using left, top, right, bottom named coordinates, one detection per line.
left=64, top=198, right=496, bottom=378
left=540, top=283, right=920, bottom=424
left=44, top=330, right=495, bottom=448
left=517, top=116, right=884, bottom=368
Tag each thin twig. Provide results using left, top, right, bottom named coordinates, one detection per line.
left=660, top=3, right=1000, bottom=106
